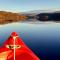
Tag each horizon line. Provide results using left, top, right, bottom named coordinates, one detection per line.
left=0, top=9, right=60, bottom=13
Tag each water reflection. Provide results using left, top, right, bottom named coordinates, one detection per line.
left=0, top=22, right=60, bottom=60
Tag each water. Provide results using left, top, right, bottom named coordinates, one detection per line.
left=0, top=22, right=60, bottom=60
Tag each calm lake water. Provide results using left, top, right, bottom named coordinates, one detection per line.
left=0, top=22, right=60, bottom=60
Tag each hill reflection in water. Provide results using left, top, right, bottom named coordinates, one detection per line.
left=0, top=22, right=60, bottom=60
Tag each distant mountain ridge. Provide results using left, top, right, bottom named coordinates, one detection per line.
left=20, top=10, right=59, bottom=16
left=20, top=10, right=60, bottom=21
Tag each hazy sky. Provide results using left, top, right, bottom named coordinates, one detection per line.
left=0, top=0, right=60, bottom=12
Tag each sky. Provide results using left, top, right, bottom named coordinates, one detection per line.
left=0, top=0, right=60, bottom=12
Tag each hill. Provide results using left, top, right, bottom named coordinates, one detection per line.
left=0, top=11, right=27, bottom=24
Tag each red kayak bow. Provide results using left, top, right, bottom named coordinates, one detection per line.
left=0, top=32, right=40, bottom=60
